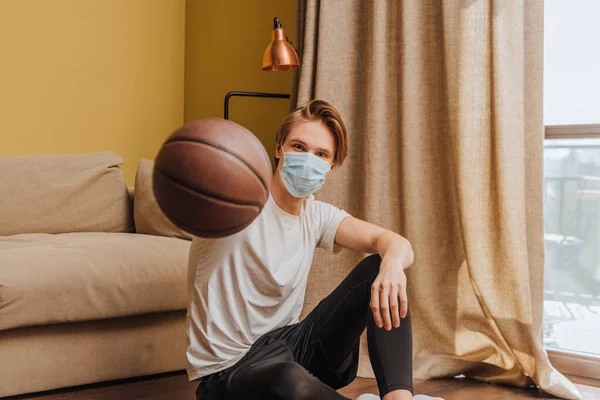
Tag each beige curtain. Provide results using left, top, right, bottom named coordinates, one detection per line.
left=294, top=1, right=581, bottom=399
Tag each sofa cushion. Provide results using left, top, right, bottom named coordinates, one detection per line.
left=0, top=152, right=133, bottom=236
left=0, top=232, right=190, bottom=331
left=134, top=158, right=193, bottom=241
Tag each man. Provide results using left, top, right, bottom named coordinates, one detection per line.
left=187, top=100, right=441, bottom=400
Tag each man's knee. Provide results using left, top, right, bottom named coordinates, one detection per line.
left=364, top=254, right=381, bottom=268
left=354, top=254, right=381, bottom=281
left=270, top=362, right=319, bottom=400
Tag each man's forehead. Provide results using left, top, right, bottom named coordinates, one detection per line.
left=287, top=122, right=334, bottom=146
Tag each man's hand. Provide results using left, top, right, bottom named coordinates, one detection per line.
left=334, top=217, right=413, bottom=330
left=370, top=257, right=408, bottom=330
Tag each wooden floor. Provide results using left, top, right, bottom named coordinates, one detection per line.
left=8, top=371, right=600, bottom=400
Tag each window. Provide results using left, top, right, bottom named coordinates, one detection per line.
left=543, top=137, right=600, bottom=352
left=543, top=0, right=600, bottom=377
left=544, top=0, right=600, bottom=126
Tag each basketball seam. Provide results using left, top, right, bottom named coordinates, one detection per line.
left=166, top=136, right=269, bottom=198
left=155, top=167, right=265, bottom=210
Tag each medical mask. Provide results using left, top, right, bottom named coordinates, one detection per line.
left=280, top=151, right=332, bottom=198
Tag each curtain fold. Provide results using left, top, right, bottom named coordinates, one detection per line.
left=294, top=1, right=581, bottom=398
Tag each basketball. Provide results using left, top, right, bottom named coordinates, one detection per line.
left=153, top=118, right=272, bottom=238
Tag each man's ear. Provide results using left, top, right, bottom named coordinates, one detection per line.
left=275, top=143, right=282, bottom=159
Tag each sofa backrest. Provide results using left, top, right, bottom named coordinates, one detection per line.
left=0, top=151, right=134, bottom=235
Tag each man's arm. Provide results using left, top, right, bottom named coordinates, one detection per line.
left=334, top=216, right=414, bottom=268
left=334, top=216, right=414, bottom=330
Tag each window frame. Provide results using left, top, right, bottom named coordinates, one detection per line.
left=544, top=123, right=600, bottom=381
left=547, top=349, right=600, bottom=381
left=545, top=124, right=600, bottom=139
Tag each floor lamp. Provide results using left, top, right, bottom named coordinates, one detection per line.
left=223, top=17, right=299, bottom=120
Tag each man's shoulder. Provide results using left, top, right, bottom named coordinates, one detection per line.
left=303, top=195, right=341, bottom=220
left=306, top=195, right=341, bottom=210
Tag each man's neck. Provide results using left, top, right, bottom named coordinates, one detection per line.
left=270, top=172, right=305, bottom=216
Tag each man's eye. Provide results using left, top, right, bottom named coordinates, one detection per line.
left=317, top=152, right=326, bottom=158
left=293, top=144, right=304, bottom=150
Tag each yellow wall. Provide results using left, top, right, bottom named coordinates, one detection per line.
left=0, top=0, right=186, bottom=184
left=184, top=1, right=297, bottom=167
left=0, top=1, right=296, bottom=183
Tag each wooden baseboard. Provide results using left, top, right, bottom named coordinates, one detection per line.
left=548, top=348, right=600, bottom=381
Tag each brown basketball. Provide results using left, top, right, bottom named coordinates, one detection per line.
left=153, top=118, right=272, bottom=238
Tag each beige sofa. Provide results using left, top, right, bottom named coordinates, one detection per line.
left=0, top=152, right=193, bottom=398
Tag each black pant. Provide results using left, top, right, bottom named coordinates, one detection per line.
left=196, top=255, right=413, bottom=400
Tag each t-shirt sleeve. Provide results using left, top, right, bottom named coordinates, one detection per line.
left=315, top=200, right=351, bottom=254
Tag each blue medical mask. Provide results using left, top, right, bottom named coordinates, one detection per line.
left=280, top=151, right=332, bottom=198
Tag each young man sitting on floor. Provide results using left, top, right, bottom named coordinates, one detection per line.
left=188, top=99, right=442, bottom=400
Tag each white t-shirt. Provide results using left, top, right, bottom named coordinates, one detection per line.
left=185, top=194, right=350, bottom=381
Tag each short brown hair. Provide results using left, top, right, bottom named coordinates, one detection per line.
left=275, top=99, right=348, bottom=166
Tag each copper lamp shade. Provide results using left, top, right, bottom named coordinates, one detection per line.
left=262, top=18, right=300, bottom=71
